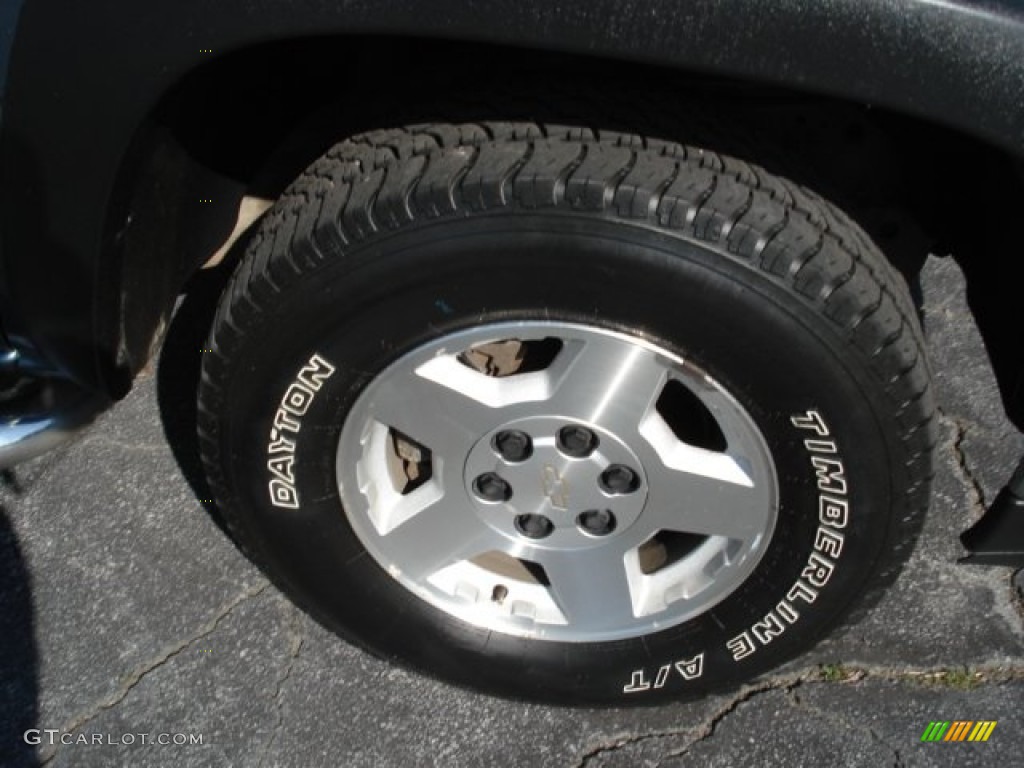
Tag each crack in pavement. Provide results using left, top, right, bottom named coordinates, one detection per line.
left=571, top=662, right=1024, bottom=767
left=817, top=662, right=1024, bottom=687
left=943, top=411, right=988, bottom=514
left=38, top=580, right=270, bottom=766
left=571, top=673, right=809, bottom=768
left=652, top=676, right=810, bottom=767
left=257, top=602, right=305, bottom=768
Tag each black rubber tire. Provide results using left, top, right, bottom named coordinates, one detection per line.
left=197, top=122, right=937, bottom=705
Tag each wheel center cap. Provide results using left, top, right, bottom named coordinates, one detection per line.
left=463, top=415, right=649, bottom=550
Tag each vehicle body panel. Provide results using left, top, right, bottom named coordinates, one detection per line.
left=0, top=0, right=24, bottom=106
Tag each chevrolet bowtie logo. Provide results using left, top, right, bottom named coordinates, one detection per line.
left=541, top=464, right=569, bottom=510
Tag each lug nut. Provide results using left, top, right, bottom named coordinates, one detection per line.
left=515, top=514, right=554, bottom=539
left=557, top=425, right=599, bottom=458
left=577, top=509, right=617, bottom=536
left=493, top=430, right=533, bottom=462
left=473, top=472, right=512, bottom=502
left=599, top=464, right=640, bottom=495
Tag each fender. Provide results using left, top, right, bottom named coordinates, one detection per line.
left=1, top=0, right=1023, bottom=394
left=0, top=2, right=22, bottom=103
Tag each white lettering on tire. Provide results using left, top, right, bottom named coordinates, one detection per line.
left=725, top=410, right=848, bottom=662
left=267, top=354, right=336, bottom=508
left=623, top=653, right=705, bottom=694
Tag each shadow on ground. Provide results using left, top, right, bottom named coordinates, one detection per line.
left=0, top=472, right=39, bottom=768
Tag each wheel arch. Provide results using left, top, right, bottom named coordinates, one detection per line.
left=1, top=0, right=1022, bottom=412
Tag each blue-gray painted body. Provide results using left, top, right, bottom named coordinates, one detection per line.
left=0, top=0, right=26, bottom=109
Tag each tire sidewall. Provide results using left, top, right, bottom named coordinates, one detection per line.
left=217, top=214, right=901, bottom=704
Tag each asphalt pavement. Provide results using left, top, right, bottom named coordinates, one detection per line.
left=1, top=256, right=1022, bottom=767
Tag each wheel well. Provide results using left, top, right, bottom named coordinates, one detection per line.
left=129, top=34, right=1024, bottom=426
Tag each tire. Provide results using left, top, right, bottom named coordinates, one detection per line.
left=197, top=122, right=937, bottom=705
